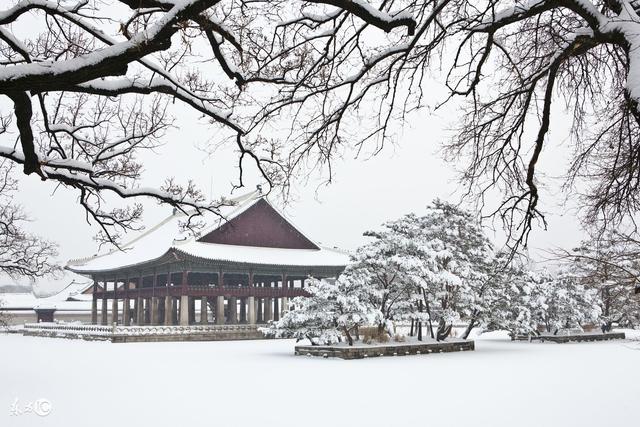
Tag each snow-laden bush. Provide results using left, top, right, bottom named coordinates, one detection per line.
left=268, top=200, right=608, bottom=345
left=263, top=273, right=375, bottom=346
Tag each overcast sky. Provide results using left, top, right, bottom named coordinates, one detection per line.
left=5, top=78, right=586, bottom=295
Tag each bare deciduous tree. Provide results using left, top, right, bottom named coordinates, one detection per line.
left=0, top=161, right=58, bottom=278
left=0, top=0, right=639, bottom=250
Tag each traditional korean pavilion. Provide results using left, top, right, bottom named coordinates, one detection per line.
left=66, top=191, right=349, bottom=327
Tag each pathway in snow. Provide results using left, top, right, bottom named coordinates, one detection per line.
left=1, top=332, right=638, bottom=427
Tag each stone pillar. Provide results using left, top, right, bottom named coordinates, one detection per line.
left=145, top=298, right=152, bottom=324
left=91, top=295, right=98, bottom=325
left=101, top=297, right=108, bottom=325
left=123, top=297, right=130, bottom=326
left=164, top=296, right=173, bottom=326
left=264, top=297, right=273, bottom=322
left=136, top=297, right=144, bottom=325
left=172, top=298, right=179, bottom=324
left=248, top=296, right=256, bottom=325
left=200, top=296, right=208, bottom=325
left=151, top=297, right=159, bottom=325
left=216, top=295, right=225, bottom=325
left=240, top=298, right=247, bottom=323
left=281, top=297, right=288, bottom=317
left=189, top=297, right=196, bottom=325
left=228, top=296, right=237, bottom=324
left=132, top=298, right=138, bottom=323
left=179, top=295, right=189, bottom=326
left=111, top=295, right=118, bottom=325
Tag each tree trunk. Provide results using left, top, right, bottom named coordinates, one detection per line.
left=343, top=327, right=354, bottom=346
left=423, top=292, right=434, bottom=339
left=462, top=318, right=476, bottom=340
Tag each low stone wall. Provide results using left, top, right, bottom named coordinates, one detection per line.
left=112, top=329, right=265, bottom=343
left=531, top=332, right=626, bottom=343
left=295, top=340, right=474, bottom=360
left=21, top=323, right=267, bottom=342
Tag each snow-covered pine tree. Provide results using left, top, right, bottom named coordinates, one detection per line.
left=529, top=269, right=602, bottom=335
left=348, top=231, right=415, bottom=337
left=568, top=231, right=640, bottom=331
left=382, top=200, right=493, bottom=340
left=263, top=271, right=374, bottom=346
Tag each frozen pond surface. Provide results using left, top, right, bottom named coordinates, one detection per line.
left=1, top=331, right=639, bottom=427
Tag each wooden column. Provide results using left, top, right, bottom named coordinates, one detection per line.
left=164, top=295, right=173, bottom=326
left=189, top=296, right=196, bottom=325
left=264, top=296, right=273, bottom=322
left=123, top=276, right=130, bottom=326
left=216, top=295, right=225, bottom=325
left=172, top=298, right=178, bottom=324
left=111, top=279, right=118, bottom=325
left=228, top=297, right=237, bottom=324
left=200, top=296, right=208, bottom=325
left=101, top=279, right=108, bottom=325
left=248, top=296, right=256, bottom=325
left=179, top=271, right=189, bottom=326
left=240, top=298, right=247, bottom=323
left=91, top=278, right=98, bottom=324
left=151, top=271, right=158, bottom=325
left=136, top=296, right=144, bottom=325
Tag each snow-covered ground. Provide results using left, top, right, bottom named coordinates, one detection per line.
left=1, top=331, right=639, bottom=427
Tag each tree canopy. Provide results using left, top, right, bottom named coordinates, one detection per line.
left=0, top=1, right=638, bottom=249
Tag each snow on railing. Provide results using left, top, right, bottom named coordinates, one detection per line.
left=23, top=322, right=260, bottom=337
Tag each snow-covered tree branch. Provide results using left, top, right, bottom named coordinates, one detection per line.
left=0, top=161, right=58, bottom=278
left=3, top=0, right=640, bottom=250
left=0, top=0, right=418, bottom=245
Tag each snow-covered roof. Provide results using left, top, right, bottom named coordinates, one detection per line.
left=66, top=190, right=350, bottom=274
left=0, top=291, right=92, bottom=311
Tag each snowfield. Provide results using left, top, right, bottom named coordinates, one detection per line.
left=1, top=332, right=639, bottom=427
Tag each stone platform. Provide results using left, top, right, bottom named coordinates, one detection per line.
left=21, top=323, right=266, bottom=342
left=530, top=332, right=626, bottom=343
left=295, top=339, right=474, bottom=359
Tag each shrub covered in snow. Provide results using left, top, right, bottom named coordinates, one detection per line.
left=268, top=200, right=610, bottom=345
left=263, top=272, right=375, bottom=346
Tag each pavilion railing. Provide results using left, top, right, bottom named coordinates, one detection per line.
left=23, top=322, right=266, bottom=337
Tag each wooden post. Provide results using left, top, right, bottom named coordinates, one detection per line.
left=111, top=278, right=118, bottom=325
left=91, top=278, right=98, bottom=324
left=216, top=295, right=225, bottom=325
left=123, top=276, right=130, bottom=326
left=164, top=295, right=173, bottom=326
left=136, top=297, right=144, bottom=325
left=228, top=296, right=237, bottom=324
left=179, top=271, right=189, bottom=326
left=189, top=296, right=195, bottom=325
left=248, top=296, right=256, bottom=325
left=240, top=298, right=247, bottom=323
left=151, top=272, right=158, bottom=325
left=101, top=279, right=108, bottom=325
left=200, top=296, right=208, bottom=325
